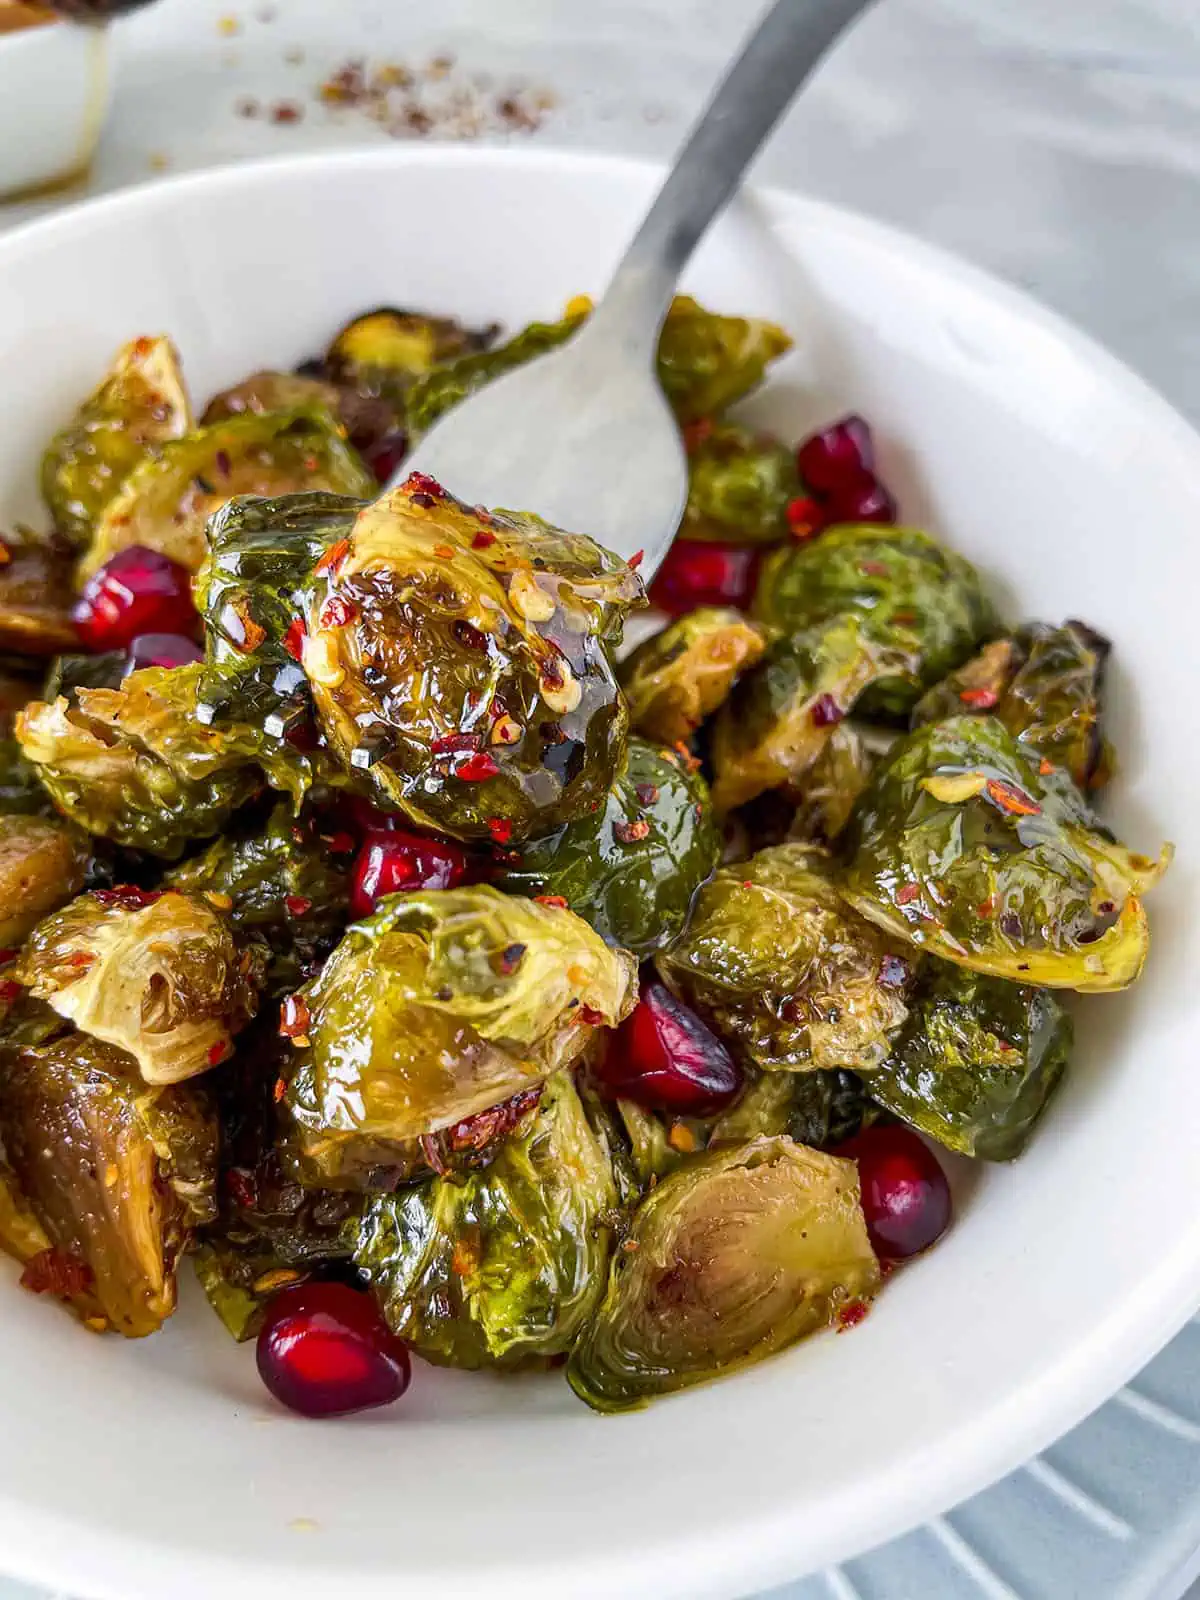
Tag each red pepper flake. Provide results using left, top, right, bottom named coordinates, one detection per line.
left=892, top=610, right=918, bottom=628
left=634, top=782, right=660, bottom=807
left=959, top=686, right=999, bottom=710
left=487, top=817, right=514, bottom=845
left=578, top=1005, right=606, bottom=1026
left=314, top=538, right=351, bottom=575
left=628, top=549, right=645, bottom=571
left=860, top=560, right=889, bottom=577
left=810, top=693, right=844, bottom=728
left=66, top=951, right=95, bottom=971
left=431, top=731, right=482, bottom=755
left=444, top=1086, right=541, bottom=1157
left=0, top=980, right=21, bottom=1004
left=207, top=1041, right=229, bottom=1067
left=285, top=895, right=313, bottom=917
left=273, top=1077, right=287, bottom=1103
left=985, top=778, right=1041, bottom=817
left=682, top=417, right=713, bottom=453
left=490, top=941, right=526, bottom=976
left=231, top=599, right=267, bottom=653
left=895, top=883, right=921, bottom=906
left=786, top=495, right=824, bottom=540
left=405, top=471, right=447, bottom=501
left=319, top=594, right=357, bottom=630
left=837, top=1299, right=869, bottom=1332
left=433, top=543, right=455, bottom=559
left=1038, top=758, right=1054, bottom=775
left=226, top=1167, right=257, bottom=1209
left=92, top=885, right=162, bottom=910
left=471, top=529, right=497, bottom=550
left=279, top=995, right=311, bottom=1037
left=283, top=617, right=306, bottom=661
left=21, top=1248, right=93, bottom=1301
left=672, top=741, right=702, bottom=775
left=613, top=818, right=651, bottom=844
left=977, top=895, right=996, bottom=919
left=535, top=894, right=568, bottom=909
left=457, top=750, right=500, bottom=782
left=0, top=537, right=11, bottom=568
left=271, top=100, right=303, bottom=124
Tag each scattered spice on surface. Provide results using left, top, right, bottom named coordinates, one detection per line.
left=270, top=100, right=304, bottom=125
left=311, top=54, right=558, bottom=143
left=217, top=14, right=240, bottom=36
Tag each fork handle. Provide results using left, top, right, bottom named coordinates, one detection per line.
left=586, top=0, right=876, bottom=349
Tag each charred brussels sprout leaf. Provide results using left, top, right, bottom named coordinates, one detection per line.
left=299, top=476, right=643, bottom=841
left=166, top=802, right=350, bottom=994
left=567, top=1136, right=879, bottom=1411
left=787, top=723, right=877, bottom=847
left=356, top=1072, right=616, bottom=1368
left=0, top=528, right=77, bottom=656
left=657, top=296, right=792, bottom=422
left=15, top=664, right=263, bottom=855
left=201, top=370, right=342, bottom=424
left=80, top=406, right=374, bottom=581
left=326, top=307, right=498, bottom=408
left=618, top=607, right=766, bottom=747
left=280, top=884, right=636, bottom=1179
left=0, top=1032, right=215, bottom=1335
left=498, top=739, right=719, bottom=957
left=16, top=888, right=262, bottom=1085
left=710, top=1066, right=880, bottom=1150
left=868, top=964, right=1070, bottom=1160
left=682, top=422, right=799, bottom=543
left=711, top=615, right=920, bottom=815
left=0, top=815, right=89, bottom=945
left=753, top=525, right=996, bottom=717
left=659, top=843, right=914, bottom=1073
left=40, top=335, right=191, bottom=548
left=841, top=715, right=1168, bottom=991
left=0, top=736, right=52, bottom=816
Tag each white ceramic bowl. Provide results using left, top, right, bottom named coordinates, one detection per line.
left=0, top=148, right=1197, bottom=1600
left=0, top=14, right=110, bottom=202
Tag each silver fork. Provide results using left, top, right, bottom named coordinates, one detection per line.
left=395, top=0, right=876, bottom=574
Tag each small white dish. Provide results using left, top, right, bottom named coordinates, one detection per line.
left=0, top=147, right=1197, bottom=1600
left=0, top=12, right=109, bottom=203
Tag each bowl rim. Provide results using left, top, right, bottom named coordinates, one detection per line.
left=1, top=142, right=1199, bottom=1600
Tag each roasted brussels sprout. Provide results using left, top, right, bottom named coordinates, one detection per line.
left=356, top=1071, right=617, bottom=1368
left=15, top=664, right=263, bottom=856
left=0, top=1031, right=216, bottom=1335
left=166, top=802, right=351, bottom=994
left=280, top=885, right=636, bottom=1180
left=709, top=1066, right=880, bottom=1150
left=867, top=963, right=1071, bottom=1159
left=0, top=814, right=89, bottom=945
left=840, top=715, right=1168, bottom=990
left=913, top=621, right=1112, bottom=791
left=0, top=1159, right=98, bottom=1319
left=787, top=723, right=877, bottom=846
left=753, top=525, right=996, bottom=716
left=201, top=370, right=342, bottom=425
left=566, top=1135, right=879, bottom=1411
left=0, top=528, right=77, bottom=656
left=79, top=406, right=374, bottom=581
left=40, top=335, right=192, bottom=548
left=42, top=649, right=126, bottom=701
left=297, top=475, right=643, bottom=841
left=16, top=887, right=262, bottom=1085
left=497, top=739, right=719, bottom=957
left=326, top=307, right=498, bottom=407
left=658, top=843, right=914, bottom=1073
left=682, top=421, right=800, bottom=543
left=618, top=607, right=766, bottom=746
left=710, top=615, right=920, bottom=815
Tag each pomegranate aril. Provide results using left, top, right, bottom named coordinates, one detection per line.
left=823, top=477, right=898, bottom=526
left=601, top=979, right=742, bottom=1116
left=73, top=545, right=198, bottom=652
left=795, top=415, right=875, bottom=492
left=363, top=431, right=408, bottom=485
left=350, top=828, right=472, bottom=917
left=123, top=633, right=204, bottom=674
left=648, top=539, right=760, bottom=616
left=256, top=1281, right=411, bottom=1418
left=837, top=1124, right=951, bottom=1260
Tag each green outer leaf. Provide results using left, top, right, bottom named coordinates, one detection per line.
left=682, top=422, right=799, bottom=543
left=497, top=738, right=719, bottom=957
left=618, top=607, right=766, bottom=747
left=865, top=963, right=1071, bottom=1160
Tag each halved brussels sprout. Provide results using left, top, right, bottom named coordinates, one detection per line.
left=326, top=307, right=498, bottom=405
left=682, top=421, right=799, bottom=543
left=0, top=1031, right=216, bottom=1335
left=166, top=802, right=351, bottom=994
left=297, top=475, right=643, bottom=841
left=618, top=607, right=766, bottom=746
left=15, top=664, right=263, bottom=856
left=710, top=615, right=920, bottom=815
left=658, top=843, right=914, bottom=1073
left=566, top=1135, right=879, bottom=1411
left=497, top=738, right=719, bottom=957
left=79, top=406, right=375, bottom=581
left=0, top=528, right=77, bottom=656
left=0, top=814, right=89, bottom=945
left=201, top=371, right=342, bottom=424
left=280, top=884, right=636, bottom=1179
left=753, top=525, right=996, bottom=716
left=914, top=621, right=1112, bottom=791
left=840, top=715, right=1168, bottom=990
left=356, top=1071, right=617, bottom=1368
left=16, top=888, right=262, bottom=1085
left=40, top=335, right=192, bottom=548
left=867, top=963, right=1071, bottom=1160
left=787, top=723, right=877, bottom=846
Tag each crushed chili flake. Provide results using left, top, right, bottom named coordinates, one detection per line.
left=432, top=542, right=455, bottom=557
left=431, top=731, right=482, bottom=755
left=314, top=538, right=351, bottom=575
left=959, top=686, right=999, bottom=710
left=273, top=1077, right=287, bottom=1103
left=535, top=894, right=568, bottom=909
left=634, top=782, right=660, bottom=807
left=285, top=895, right=313, bottom=917
left=895, top=883, right=921, bottom=906
left=279, top=995, right=311, bottom=1037
left=860, top=560, right=889, bottom=577
left=837, top=1298, right=869, bottom=1332
left=977, top=895, right=996, bottom=919
left=810, top=693, right=844, bottom=728
left=450, top=1239, right=478, bottom=1278
left=271, top=100, right=303, bottom=124
left=786, top=495, right=823, bottom=539
left=487, top=817, right=514, bottom=845
left=21, top=1248, right=93, bottom=1301
left=491, top=941, right=526, bottom=976
left=207, top=1041, right=230, bottom=1067
left=628, top=549, right=645, bottom=571
left=985, top=778, right=1041, bottom=817
left=66, top=952, right=95, bottom=971
left=231, top=603, right=266, bottom=653
left=1038, top=758, right=1054, bottom=775
left=92, top=885, right=162, bottom=910
left=319, top=594, right=357, bottom=630
left=0, top=537, right=10, bottom=567
left=673, top=741, right=702, bottom=774
left=892, top=610, right=917, bottom=627
left=406, top=471, right=447, bottom=499
left=682, top=417, right=713, bottom=453
left=471, top=529, right=497, bottom=550
left=283, top=617, right=306, bottom=660
left=578, top=1004, right=606, bottom=1026
left=457, top=750, right=500, bottom=782
left=613, top=818, right=651, bottom=844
